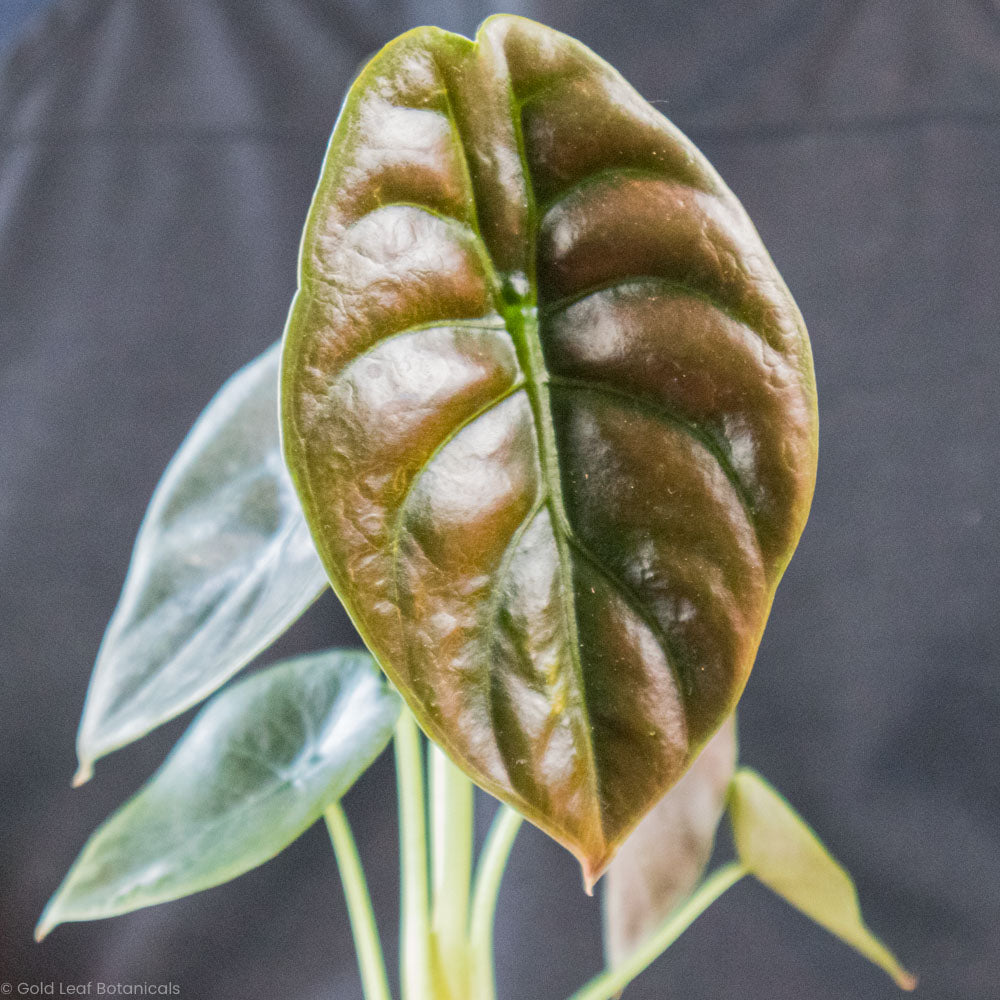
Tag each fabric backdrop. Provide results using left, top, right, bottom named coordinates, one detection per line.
left=1, top=2, right=997, bottom=998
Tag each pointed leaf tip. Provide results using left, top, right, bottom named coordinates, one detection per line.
left=71, top=761, right=93, bottom=788
left=34, top=913, right=54, bottom=942
left=729, top=768, right=916, bottom=991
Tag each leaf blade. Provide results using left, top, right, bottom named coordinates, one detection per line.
left=76, top=342, right=328, bottom=782
left=729, top=768, right=916, bottom=991
left=283, top=15, right=818, bottom=878
left=39, top=649, right=400, bottom=939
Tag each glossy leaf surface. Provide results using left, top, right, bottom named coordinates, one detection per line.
left=283, top=14, right=818, bottom=879
left=75, top=343, right=328, bottom=783
left=38, top=650, right=400, bottom=938
left=729, top=769, right=916, bottom=990
left=604, top=715, right=736, bottom=967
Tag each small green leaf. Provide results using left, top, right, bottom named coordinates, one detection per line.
left=75, top=342, right=328, bottom=784
left=729, top=768, right=917, bottom=991
left=282, top=13, right=818, bottom=883
left=38, top=650, right=400, bottom=939
left=604, top=715, right=736, bottom=969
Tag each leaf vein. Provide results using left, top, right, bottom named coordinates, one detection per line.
left=561, top=529, right=691, bottom=704
left=538, top=165, right=711, bottom=217
left=387, top=380, right=527, bottom=578
left=327, top=317, right=508, bottom=385
left=547, top=375, right=761, bottom=546
left=538, top=274, right=776, bottom=352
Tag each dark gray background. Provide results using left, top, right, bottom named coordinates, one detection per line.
left=2, top=1, right=997, bottom=997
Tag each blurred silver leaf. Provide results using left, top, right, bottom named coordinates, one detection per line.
left=39, top=649, right=400, bottom=938
left=603, top=715, right=737, bottom=968
left=75, top=342, right=328, bottom=783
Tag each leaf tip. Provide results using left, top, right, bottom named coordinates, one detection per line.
left=33, top=907, right=58, bottom=943
left=71, top=760, right=94, bottom=788
left=581, top=855, right=609, bottom=895
left=896, top=969, right=918, bottom=992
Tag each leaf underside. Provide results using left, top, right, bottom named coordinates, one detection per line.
left=604, top=714, right=737, bottom=967
left=39, top=650, right=400, bottom=939
left=75, top=343, right=328, bottom=782
left=283, top=14, right=817, bottom=880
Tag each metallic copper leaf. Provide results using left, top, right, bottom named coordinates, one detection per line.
left=282, top=15, right=817, bottom=881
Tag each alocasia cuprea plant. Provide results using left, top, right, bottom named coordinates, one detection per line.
left=37, top=15, right=915, bottom=999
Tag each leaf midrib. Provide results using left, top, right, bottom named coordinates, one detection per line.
left=431, top=40, right=604, bottom=819
left=499, top=294, right=604, bottom=829
left=393, top=40, right=735, bottom=837
left=496, top=60, right=605, bottom=829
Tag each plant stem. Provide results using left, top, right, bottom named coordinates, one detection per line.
left=394, top=711, right=433, bottom=1000
left=429, top=742, right=474, bottom=997
left=566, top=862, right=748, bottom=1000
left=324, top=803, right=393, bottom=1000
left=469, top=805, right=524, bottom=1000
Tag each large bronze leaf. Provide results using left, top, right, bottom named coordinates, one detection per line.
left=282, top=14, right=817, bottom=882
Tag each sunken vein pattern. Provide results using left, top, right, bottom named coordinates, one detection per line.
left=282, top=15, right=817, bottom=879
